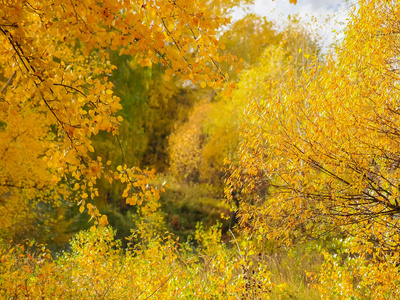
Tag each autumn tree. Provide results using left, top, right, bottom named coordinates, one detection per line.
left=223, top=3, right=400, bottom=298
left=219, top=13, right=281, bottom=79
left=168, top=14, right=285, bottom=186
left=226, top=2, right=400, bottom=296
left=169, top=100, right=209, bottom=182
left=0, top=0, right=243, bottom=242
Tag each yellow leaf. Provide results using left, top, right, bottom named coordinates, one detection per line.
left=99, top=215, right=108, bottom=226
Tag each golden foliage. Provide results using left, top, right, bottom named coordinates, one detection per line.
left=0, top=0, right=239, bottom=239
left=169, top=100, right=211, bottom=182
left=0, top=225, right=282, bottom=299
left=226, top=1, right=400, bottom=298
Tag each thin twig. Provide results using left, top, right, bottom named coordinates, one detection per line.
left=0, top=70, right=16, bottom=95
left=100, top=256, right=126, bottom=299
left=116, top=134, right=125, bottom=165
left=229, top=229, right=242, bottom=258
left=136, top=274, right=172, bottom=300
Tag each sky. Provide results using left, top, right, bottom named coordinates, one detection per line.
left=233, top=0, right=352, bottom=53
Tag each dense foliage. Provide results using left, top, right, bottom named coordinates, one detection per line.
left=226, top=0, right=400, bottom=298
left=3, top=0, right=400, bottom=299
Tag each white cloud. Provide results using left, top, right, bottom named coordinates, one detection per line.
left=304, top=0, right=343, bottom=10
left=232, top=0, right=351, bottom=53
